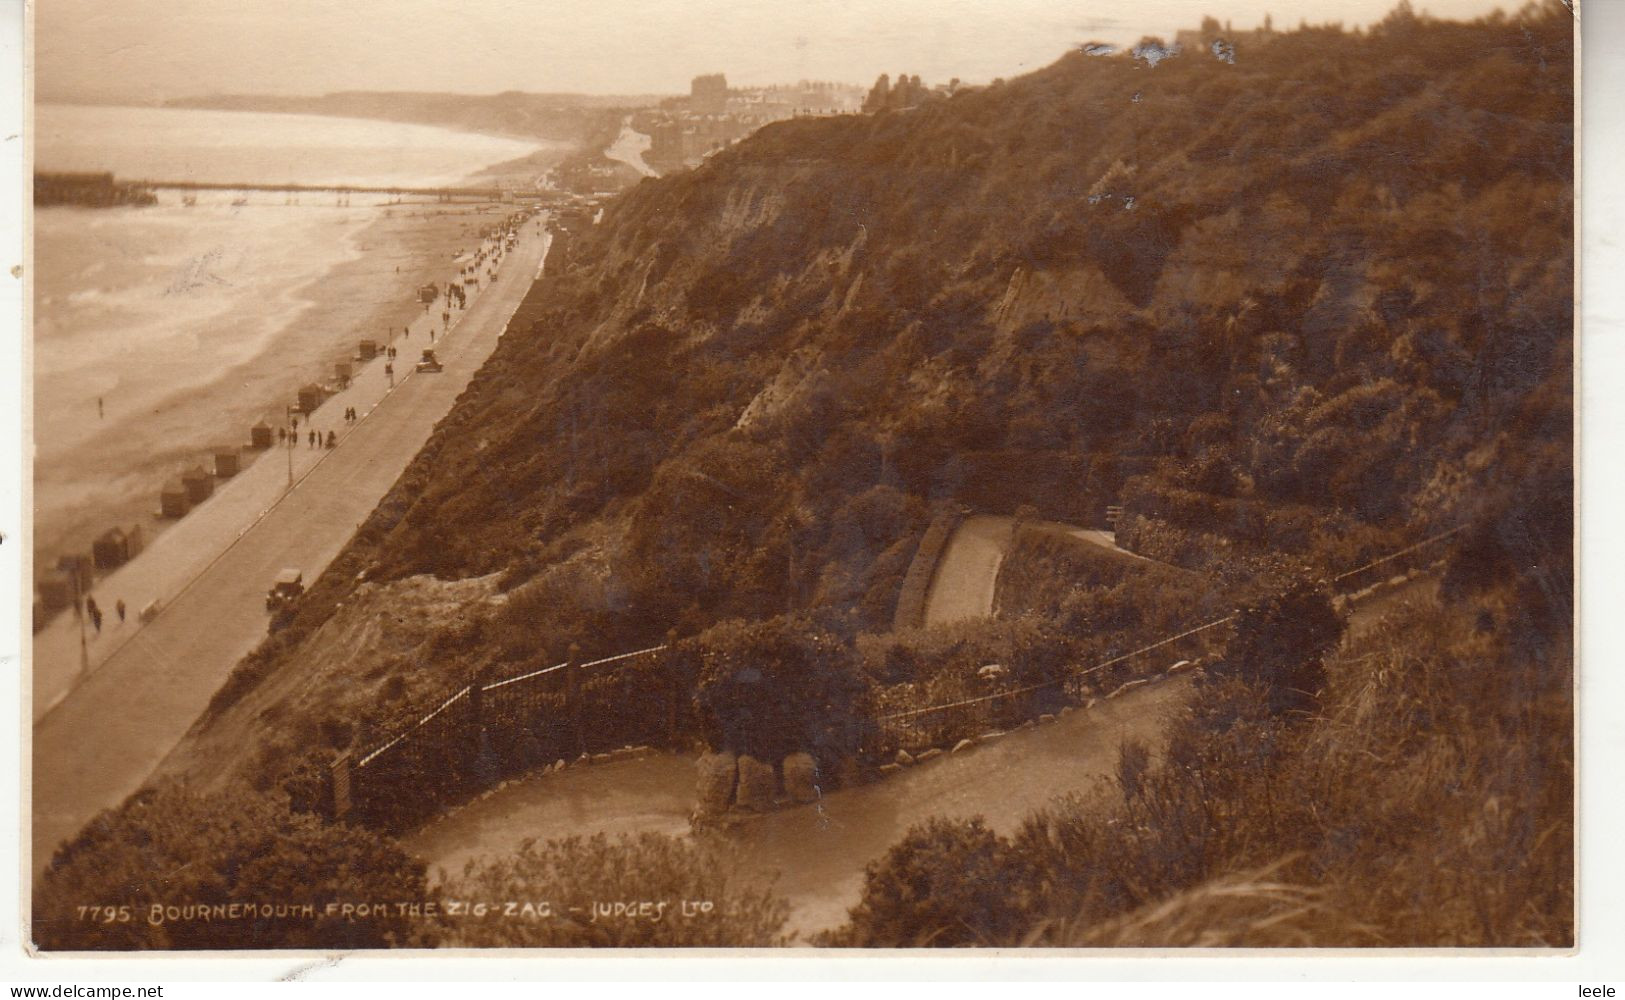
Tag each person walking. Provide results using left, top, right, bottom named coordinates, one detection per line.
left=116, top=598, right=126, bottom=624
left=308, top=429, right=316, bottom=448
left=326, top=430, right=336, bottom=448
left=97, top=396, right=104, bottom=419
left=86, top=596, right=102, bottom=634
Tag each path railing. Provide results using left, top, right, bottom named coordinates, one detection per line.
left=329, top=640, right=681, bottom=829
left=328, top=525, right=1465, bottom=827
left=860, top=525, right=1464, bottom=760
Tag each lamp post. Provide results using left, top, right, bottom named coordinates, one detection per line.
left=73, top=564, right=89, bottom=676
left=286, top=405, right=299, bottom=489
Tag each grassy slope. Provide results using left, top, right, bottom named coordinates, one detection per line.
left=177, top=5, right=1570, bottom=821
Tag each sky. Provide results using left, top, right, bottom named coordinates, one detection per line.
left=35, top=0, right=1516, bottom=102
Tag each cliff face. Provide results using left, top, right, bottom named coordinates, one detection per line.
left=217, top=7, right=1569, bottom=764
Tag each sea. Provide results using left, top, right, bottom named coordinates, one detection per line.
left=32, top=103, right=552, bottom=568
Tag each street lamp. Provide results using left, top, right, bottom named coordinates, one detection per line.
left=286, top=404, right=299, bottom=489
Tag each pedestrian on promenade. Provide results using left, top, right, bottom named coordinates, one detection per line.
left=327, top=431, right=336, bottom=448
left=97, top=396, right=104, bottom=419
left=87, top=597, right=101, bottom=633
left=309, top=429, right=316, bottom=448
left=278, top=426, right=286, bottom=444
left=116, top=599, right=126, bottom=623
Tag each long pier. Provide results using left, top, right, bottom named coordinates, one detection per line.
left=131, top=178, right=513, bottom=199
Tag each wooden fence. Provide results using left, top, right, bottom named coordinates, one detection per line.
left=328, top=526, right=1465, bottom=828
left=330, top=641, right=684, bottom=829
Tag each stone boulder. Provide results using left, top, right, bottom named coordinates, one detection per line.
left=696, top=751, right=738, bottom=813
left=735, top=754, right=777, bottom=811
left=782, top=751, right=820, bottom=803
left=895, top=749, right=915, bottom=767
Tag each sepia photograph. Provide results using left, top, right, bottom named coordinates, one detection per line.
left=21, top=0, right=1574, bottom=954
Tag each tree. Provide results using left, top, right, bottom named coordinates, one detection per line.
left=34, top=783, right=427, bottom=950
left=692, top=615, right=869, bottom=764
left=831, top=817, right=1031, bottom=946
left=863, top=74, right=891, bottom=113
left=1213, top=580, right=1345, bottom=714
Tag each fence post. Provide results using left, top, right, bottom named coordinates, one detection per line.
left=567, top=642, right=583, bottom=756
left=469, top=674, right=494, bottom=784
left=663, top=630, right=682, bottom=748
left=327, top=750, right=352, bottom=821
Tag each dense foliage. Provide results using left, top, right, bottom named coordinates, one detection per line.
left=834, top=573, right=1572, bottom=946
left=34, top=784, right=427, bottom=950
left=437, top=833, right=790, bottom=947
left=292, top=3, right=1569, bottom=661
left=79, top=3, right=1571, bottom=951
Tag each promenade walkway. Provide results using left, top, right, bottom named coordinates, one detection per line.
left=31, top=215, right=553, bottom=870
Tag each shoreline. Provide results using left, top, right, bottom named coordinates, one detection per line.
left=31, top=196, right=528, bottom=605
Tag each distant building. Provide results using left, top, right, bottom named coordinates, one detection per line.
left=690, top=73, right=729, bottom=114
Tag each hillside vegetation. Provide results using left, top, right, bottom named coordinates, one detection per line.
left=205, top=0, right=1569, bottom=803
left=39, top=3, right=1572, bottom=950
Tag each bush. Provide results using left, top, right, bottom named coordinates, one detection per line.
left=693, top=615, right=870, bottom=764
left=1212, top=580, right=1345, bottom=713
left=34, top=784, right=426, bottom=950
left=437, top=833, right=789, bottom=946
left=829, top=817, right=1032, bottom=946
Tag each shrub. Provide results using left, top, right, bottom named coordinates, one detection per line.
left=34, top=783, right=426, bottom=950
left=437, top=833, right=789, bottom=947
left=829, top=817, right=1032, bottom=946
left=692, top=615, right=870, bottom=764
left=1212, top=580, right=1345, bottom=713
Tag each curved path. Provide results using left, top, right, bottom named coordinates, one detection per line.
left=407, top=674, right=1194, bottom=941
left=920, top=516, right=1013, bottom=626
left=31, top=220, right=554, bottom=871
left=920, top=515, right=1141, bottom=627
left=604, top=118, right=658, bottom=178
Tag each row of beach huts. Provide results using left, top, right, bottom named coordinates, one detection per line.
left=35, top=206, right=541, bottom=634
left=33, top=335, right=398, bottom=633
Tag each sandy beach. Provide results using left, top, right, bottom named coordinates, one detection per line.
left=32, top=196, right=533, bottom=579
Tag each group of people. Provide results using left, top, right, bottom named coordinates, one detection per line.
left=82, top=594, right=126, bottom=634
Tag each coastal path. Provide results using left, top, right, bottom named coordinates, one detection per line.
left=406, top=672, right=1195, bottom=940
left=406, top=569, right=1443, bottom=939
left=604, top=117, right=658, bottom=178
left=920, top=515, right=1142, bottom=627
left=31, top=220, right=553, bottom=871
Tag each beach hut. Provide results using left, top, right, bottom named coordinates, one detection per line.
left=160, top=480, right=190, bottom=518
left=250, top=421, right=273, bottom=449
left=358, top=339, right=379, bottom=361
left=297, top=383, right=323, bottom=414
left=92, top=527, right=132, bottom=570
left=214, top=448, right=241, bottom=478
left=335, top=361, right=353, bottom=381
left=182, top=465, right=214, bottom=504
left=417, top=283, right=438, bottom=303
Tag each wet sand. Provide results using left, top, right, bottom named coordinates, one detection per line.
left=32, top=198, right=516, bottom=579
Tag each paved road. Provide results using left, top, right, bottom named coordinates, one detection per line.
left=921, top=516, right=1147, bottom=627
left=604, top=117, right=658, bottom=178
left=31, top=219, right=553, bottom=871
left=921, top=516, right=1014, bottom=627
